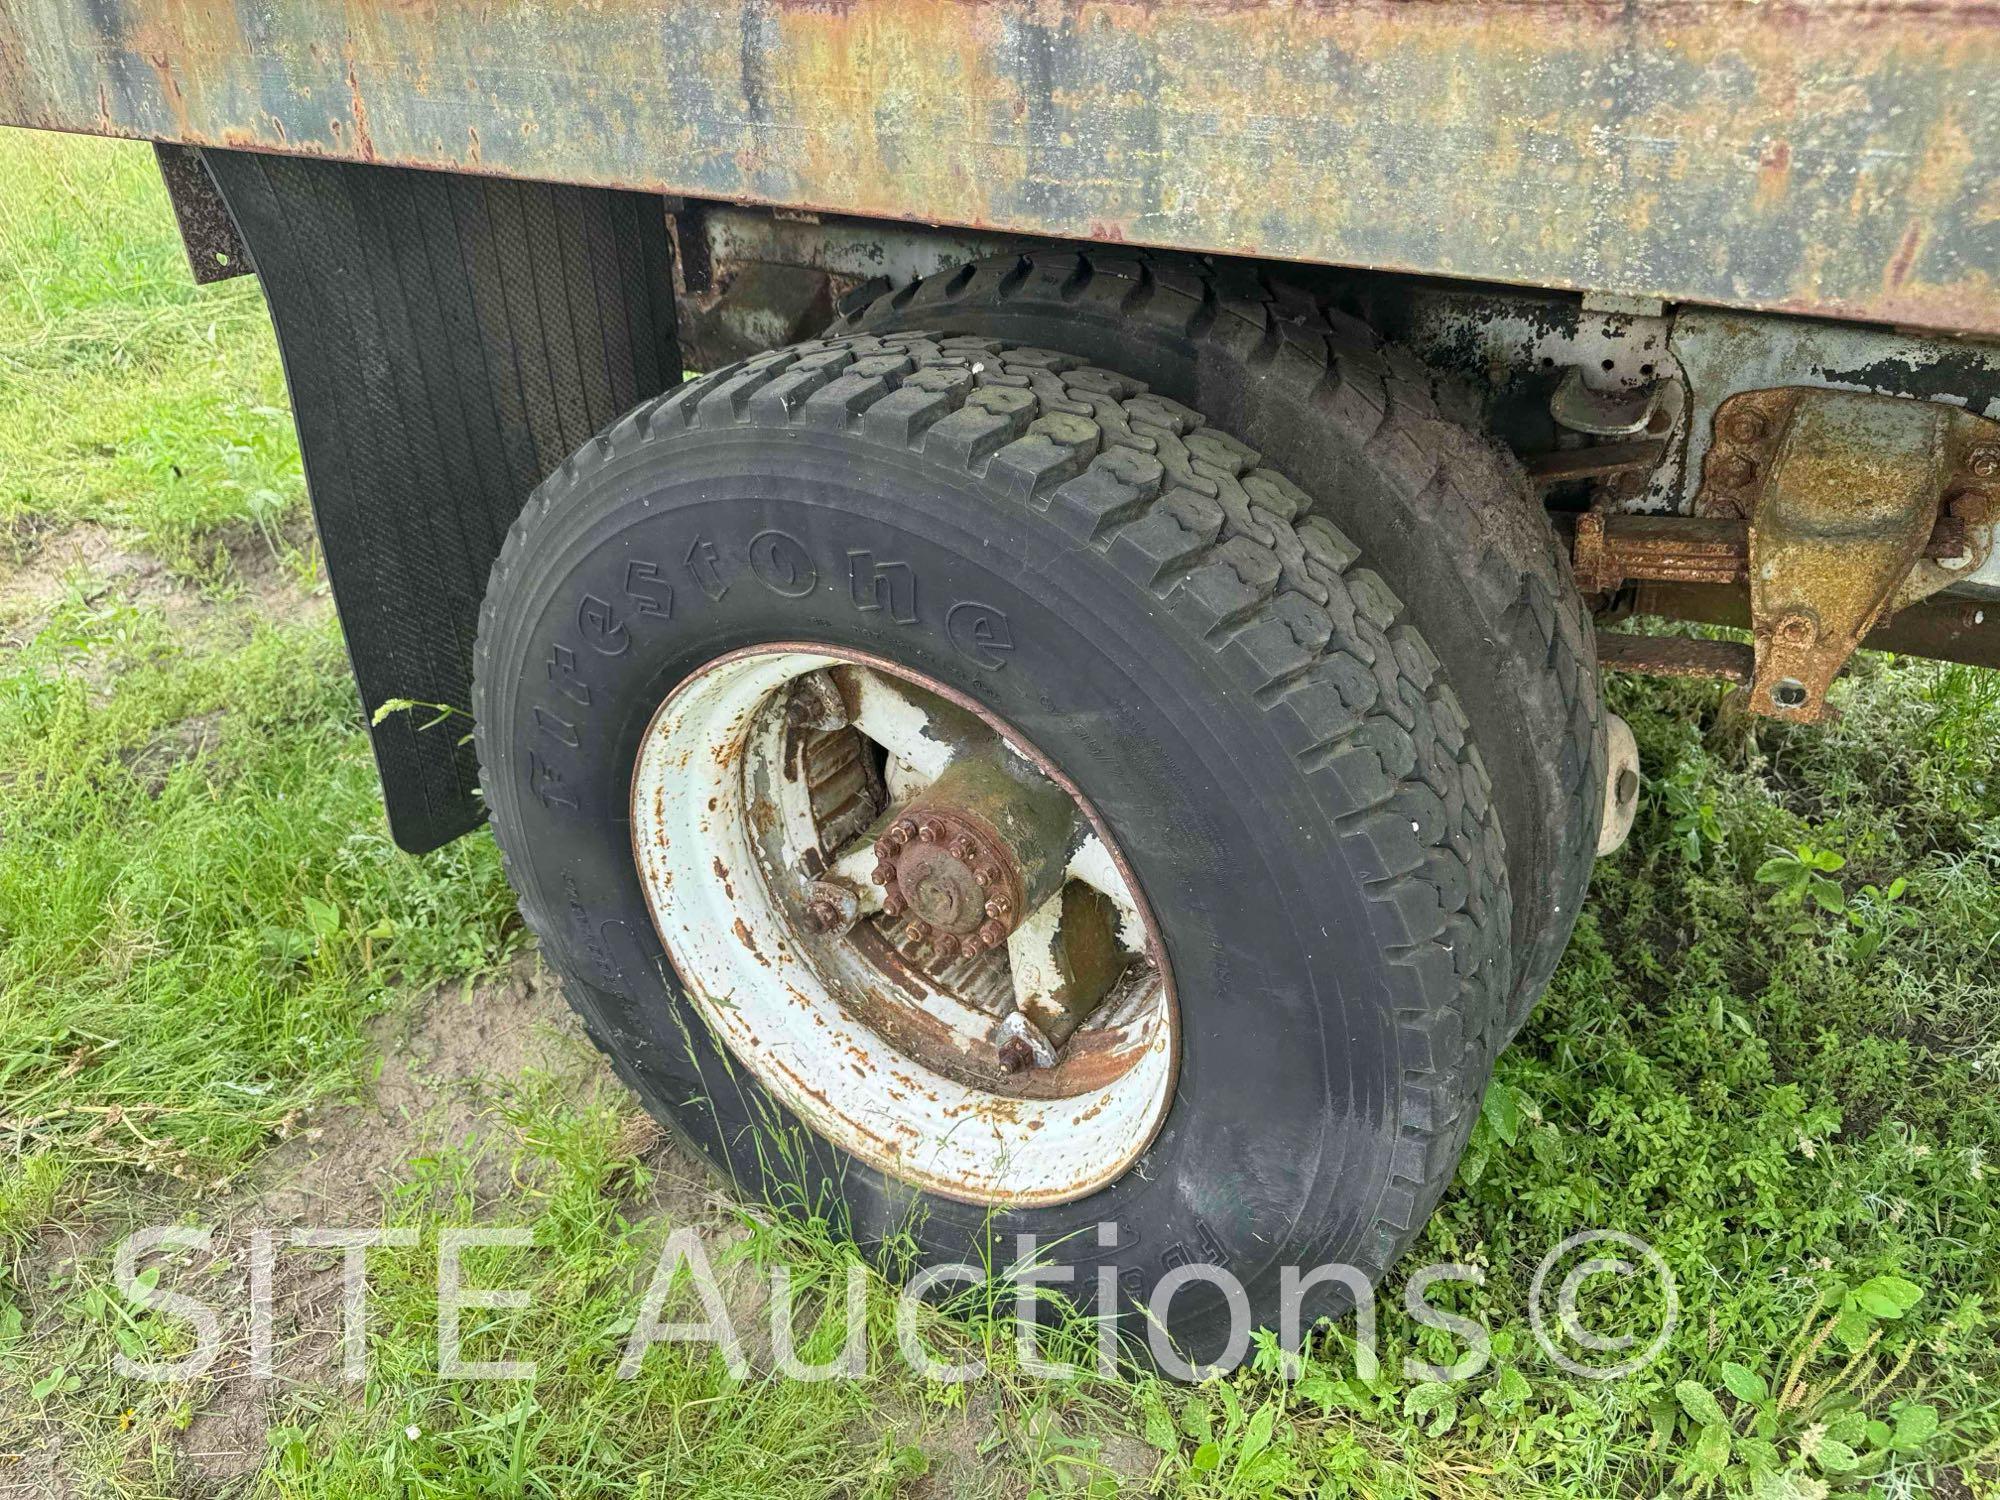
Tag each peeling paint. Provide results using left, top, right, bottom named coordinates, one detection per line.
left=3, top=0, right=1997, bottom=334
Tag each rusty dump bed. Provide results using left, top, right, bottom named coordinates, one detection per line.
left=2, top=0, right=1996, bottom=338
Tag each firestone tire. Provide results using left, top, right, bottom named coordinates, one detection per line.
left=473, top=331, right=1512, bottom=1364
left=838, top=254, right=1605, bottom=1035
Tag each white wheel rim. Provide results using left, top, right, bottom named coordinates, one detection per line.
left=629, top=645, right=1176, bottom=1207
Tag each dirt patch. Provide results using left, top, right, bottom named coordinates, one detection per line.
left=0, top=518, right=329, bottom=656
left=161, top=955, right=716, bottom=1492
left=0, top=520, right=177, bottom=627
left=120, top=708, right=227, bottom=793
left=250, top=958, right=595, bottom=1226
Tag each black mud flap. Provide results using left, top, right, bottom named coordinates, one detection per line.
left=199, top=150, right=680, bottom=852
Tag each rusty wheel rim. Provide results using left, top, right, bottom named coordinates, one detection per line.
left=629, top=645, right=1177, bottom=1208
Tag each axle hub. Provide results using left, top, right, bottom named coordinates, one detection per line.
left=866, top=757, right=1077, bottom=965
left=871, top=808, right=1019, bottom=958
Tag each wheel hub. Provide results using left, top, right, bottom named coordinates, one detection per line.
left=873, top=811, right=1016, bottom=957
left=627, top=645, right=1178, bottom=1207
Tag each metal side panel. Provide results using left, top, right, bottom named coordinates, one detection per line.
left=201, top=150, right=679, bottom=852
left=2, top=0, right=1997, bottom=337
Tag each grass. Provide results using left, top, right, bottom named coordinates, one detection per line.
left=2, top=125, right=1998, bottom=1497
left=0, top=132, right=301, bottom=575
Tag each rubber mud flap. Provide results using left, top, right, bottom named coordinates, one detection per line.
left=202, top=149, right=679, bottom=851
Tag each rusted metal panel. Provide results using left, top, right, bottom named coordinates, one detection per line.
left=3, top=1, right=1997, bottom=336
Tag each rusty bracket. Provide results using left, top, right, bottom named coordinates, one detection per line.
left=1550, top=367, right=1663, bottom=439
left=1691, top=389, right=1999, bottom=722
left=152, top=144, right=251, bottom=284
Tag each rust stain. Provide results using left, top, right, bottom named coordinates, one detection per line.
left=7, top=0, right=1998, bottom=335
left=1753, top=139, right=1792, bottom=214
left=1887, top=224, right=1924, bottom=290
left=345, top=59, right=377, bottom=161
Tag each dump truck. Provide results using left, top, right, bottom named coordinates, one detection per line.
left=5, top=0, right=1996, bottom=1363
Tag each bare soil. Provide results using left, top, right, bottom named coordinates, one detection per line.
left=0, top=516, right=330, bottom=657
left=167, top=957, right=725, bottom=1491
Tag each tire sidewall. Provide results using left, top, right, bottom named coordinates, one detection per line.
left=479, top=426, right=1413, bottom=1357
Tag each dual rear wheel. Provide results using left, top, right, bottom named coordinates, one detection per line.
left=473, top=299, right=1599, bottom=1361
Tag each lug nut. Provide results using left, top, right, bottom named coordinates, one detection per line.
left=997, top=1039, right=1036, bottom=1075
left=892, top=819, right=917, bottom=844
left=883, top=893, right=906, bottom=918
left=1949, top=488, right=1992, bottom=525
left=871, top=861, right=896, bottom=885
left=918, top=816, right=947, bottom=843
left=978, top=919, right=1008, bottom=948
left=1969, top=445, right=2000, bottom=479
left=984, top=896, right=1010, bottom=920
left=949, top=835, right=975, bottom=860
left=935, top=934, right=960, bottom=960
left=803, top=879, right=862, bottom=936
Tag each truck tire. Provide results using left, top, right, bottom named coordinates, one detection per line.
left=837, top=255, right=1604, bottom=1033
left=473, top=331, right=1511, bottom=1365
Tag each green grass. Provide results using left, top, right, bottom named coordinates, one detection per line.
left=0, top=131, right=301, bottom=575
left=2, top=125, right=1998, bottom=1497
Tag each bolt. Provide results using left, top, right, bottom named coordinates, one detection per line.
left=918, top=816, right=947, bottom=844
left=984, top=896, right=1011, bottom=920
left=949, top=835, right=976, bottom=860
left=883, top=893, right=906, bottom=918
left=935, top=934, right=960, bottom=960
left=870, top=860, right=896, bottom=885
left=892, top=818, right=917, bottom=845
left=997, top=1038, right=1037, bottom=1075
left=1948, top=488, right=1992, bottom=525
left=1969, top=445, right=2000, bottom=479
left=973, top=867, right=995, bottom=888
left=803, top=879, right=861, bottom=935
left=1715, top=453, right=1758, bottom=488
left=1722, top=408, right=1768, bottom=444
left=1773, top=612, right=1817, bottom=647
left=978, top=919, right=1008, bottom=948
left=784, top=670, right=850, bottom=731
